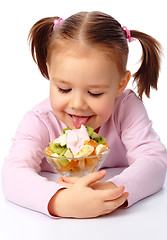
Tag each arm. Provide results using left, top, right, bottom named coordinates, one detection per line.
left=55, top=92, right=167, bottom=210
left=108, top=91, right=167, bottom=206
left=2, top=110, right=65, bottom=216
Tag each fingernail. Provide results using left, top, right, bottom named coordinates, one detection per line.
left=120, top=185, right=125, bottom=191
left=125, top=192, right=129, bottom=197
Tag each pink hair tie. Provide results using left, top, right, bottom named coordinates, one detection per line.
left=53, top=18, right=64, bottom=31
left=122, top=26, right=136, bottom=42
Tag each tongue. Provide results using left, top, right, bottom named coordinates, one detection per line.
left=72, top=115, right=89, bottom=129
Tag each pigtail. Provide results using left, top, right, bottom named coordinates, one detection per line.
left=130, top=30, right=162, bottom=99
left=28, top=17, right=59, bottom=79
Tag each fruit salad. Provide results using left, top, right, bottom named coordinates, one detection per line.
left=44, top=125, right=109, bottom=176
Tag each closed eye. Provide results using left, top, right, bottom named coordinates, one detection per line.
left=57, top=87, right=103, bottom=97
left=58, top=87, right=72, bottom=94
left=88, top=91, right=104, bottom=98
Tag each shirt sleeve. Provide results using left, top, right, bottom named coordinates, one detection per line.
left=108, top=91, right=167, bottom=206
left=2, top=110, right=65, bottom=217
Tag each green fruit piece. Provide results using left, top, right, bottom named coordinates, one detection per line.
left=53, top=146, right=64, bottom=155
left=49, top=142, right=61, bottom=153
left=97, top=136, right=106, bottom=144
left=86, top=126, right=94, bottom=137
left=91, top=131, right=100, bottom=139
left=59, top=147, right=67, bottom=156
left=56, top=158, right=69, bottom=166
left=59, top=133, right=67, bottom=146
left=64, top=148, right=73, bottom=158
left=49, top=142, right=67, bottom=155
left=91, top=132, right=106, bottom=144
left=62, top=128, right=71, bottom=134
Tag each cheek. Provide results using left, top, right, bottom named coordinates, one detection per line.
left=93, top=97, right=114, bottom=116
left=50, top=87, right=63, bottom=111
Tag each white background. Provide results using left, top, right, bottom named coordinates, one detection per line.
left=0, top=0, right=167, bottom=239
left=0, top=0, right=167, bottom=163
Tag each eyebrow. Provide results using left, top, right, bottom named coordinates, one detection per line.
left=51, top=78, right=70, bottom=85
left=87, top=84, right=110, bottom=88
left=52, top=77, right=110, bottom=88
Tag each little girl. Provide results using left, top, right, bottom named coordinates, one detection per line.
left=2, top=11, right=167, bottom=218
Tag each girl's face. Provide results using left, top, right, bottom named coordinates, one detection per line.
left=47, top=45, right=130, bottom=130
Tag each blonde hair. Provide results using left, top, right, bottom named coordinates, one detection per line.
left=28, top=11, right=162, bottom=99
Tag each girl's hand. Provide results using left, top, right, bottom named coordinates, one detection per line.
left=60, top=172, right=117, bottom=190
left=58, top=175, right=80, bottom=187
left=49, top=170, right=129, bottom=218
left=57, top=176, right=74, bottom=188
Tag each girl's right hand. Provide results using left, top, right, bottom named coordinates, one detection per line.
left=48, top=170, right=129, bottom=218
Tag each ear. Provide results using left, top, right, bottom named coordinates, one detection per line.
left=46, top=62, right=50, bottom=79
left=117, top=71, right=131, bottom=96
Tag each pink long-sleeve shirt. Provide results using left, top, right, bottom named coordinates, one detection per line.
left=2, top=90, right=167, bottom=216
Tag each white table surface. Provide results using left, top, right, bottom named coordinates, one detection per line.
left=1, top=168, right=167, bottom=240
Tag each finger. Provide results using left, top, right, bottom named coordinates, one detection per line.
left=99, top=185, right=125, bottom=201
left=62, top=175, right=79, bottom=184
left=91, top=181, right=116, bottom=190
left=78, top=170, right=106, bottom=187
left=104, top=192, right=129, bottom=212
left=57, top=177, right=64, bottom=183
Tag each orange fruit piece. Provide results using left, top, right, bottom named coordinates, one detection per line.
left=103, top=142, right=108, bottom=147
left=85, top=156, right=98, bottom=164
left=45, top=147, right=53, bottom=155
left=84, top=139, right=99, bottom=148
left=61, top=160, right=78, bottom=172
left=84, top=139, right=99, bottom=156
left=85, top=157, right=99, bottom=172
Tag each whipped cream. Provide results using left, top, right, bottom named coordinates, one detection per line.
left=66, top=125, right=90, bottom=155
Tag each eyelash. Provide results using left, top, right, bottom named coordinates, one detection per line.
left=57, top=88, right=103, bottom=98
left=58, top=88, right=72, bottom=94
left=88, top=91, right=103, bottom=98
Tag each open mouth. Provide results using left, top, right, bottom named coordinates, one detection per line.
left=69, top=114, right=93, bottom=128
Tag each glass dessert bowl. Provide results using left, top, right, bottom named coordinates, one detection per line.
left=44, top=125, right=110, bottom=177
left=44, top=148, right=110, bottom=177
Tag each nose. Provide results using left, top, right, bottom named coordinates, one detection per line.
left=69, top=91, right=87, bottom=110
